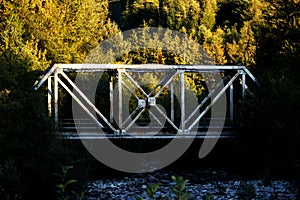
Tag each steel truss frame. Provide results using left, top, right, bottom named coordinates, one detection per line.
left=34, top=64, right=258, bottom=136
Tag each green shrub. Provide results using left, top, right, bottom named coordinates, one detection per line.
left=53, top=164, right=85, bottom=200
left=136, top=175, right=190, bottom=200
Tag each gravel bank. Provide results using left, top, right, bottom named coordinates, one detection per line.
left=85, top=169, right=299, bottom=199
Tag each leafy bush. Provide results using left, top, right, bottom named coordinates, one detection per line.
left=53, top=164, right=85, bottom=200
left=136, top=175, right=190, bottom=200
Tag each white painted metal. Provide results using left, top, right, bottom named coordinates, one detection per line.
left=125, top=108, right=146, bottom=132
left=60, top=71, right=117, bottom=132
left=122, top=82, right=140, bottom=101
left=170, top=82, right=174, bottom=121
left=230, top=83, right=234, bottom=122
left=148, top=97, right=156, bottom=106
left=34, top=66, right=57, bottom=90
left=54, top=71, right=58, bottom=124
left=154, top=105, right=179, bottom=131
left=180, top=71, right=185, bottom=132
left=109, top=75, right=114, bottom=123
left=34, top=64, right=259, bottom=137
left=57, top=78, right=104, bottom=129
left=243, top=67, right=259, bottom=86
left=124, top=72, right=148, bottom=97
left=34, top=64, right=259, bottom=89
left=242, top=73, right=246, bottom=99
left=47, top=76, right=52, bottom=117
left=149, top=72, right=174, bottom=96
left=122, top=107, right=140, bottom=127
left=61, top=132, right=235, bottom=140
left=153, top=71, right=179, bottom=98
left=138, top=99, right=146, bottom=108
left=148, top=109, right=164, bottom=126
left=239, top=78, right=255, bottom=97
left=118, top=70, right=123, bottom=133
left=184, top=77, right=226, bottom=125
left=53, top=64, right=254, bottom=71
left=188, top=73, right=240, bottom=132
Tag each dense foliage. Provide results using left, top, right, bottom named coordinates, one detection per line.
left=0, top=0, right=118, bottom=199
left=0, top=0, right=299, bottom=199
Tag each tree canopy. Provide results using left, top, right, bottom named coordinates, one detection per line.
left=0, top=0, right=300, bottom=199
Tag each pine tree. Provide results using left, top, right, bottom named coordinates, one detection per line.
left=203, top=27, right=227, bottom=65
left=161, top=0, right=201, bottom=36
left=121, top=0, right=160, bottom=29
left=198, top=0, right=226, bottom=64
left=201, top=0, right=218, bottom=30
left=226, top=21, right=256, bottom=66
left=221, top=0, right=261, bottom=67
left=0, top=0, right=119, bottom=64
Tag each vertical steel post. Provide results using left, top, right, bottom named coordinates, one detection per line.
left=47, top=76, right=52, bottom=117
left=170, top=81, right=174, bottom=122
left=118, top=70, right=123, bottom=134
left=54, top=71, right=59, bottom=125
left=240, top=71, right=246, bottom=126
left=229, top=81, right=234, bottom=122
left=242, top=72, right=246, bottom=100
left=180, top=71, right=185, bottom=132
left=109, top=74, right=114, bottom=123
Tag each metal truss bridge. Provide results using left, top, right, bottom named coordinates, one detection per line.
left=34, top=64, right=258, bottom=139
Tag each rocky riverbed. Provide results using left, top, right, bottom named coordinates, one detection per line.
left=85, top=169, right=299, bottom=199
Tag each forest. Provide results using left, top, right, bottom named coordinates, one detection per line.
left=0, top=0, right=299, bottom=199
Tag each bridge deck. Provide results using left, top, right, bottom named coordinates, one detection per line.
left=59, top=131, right=239, bottom=140
left=57, top=118, right=239, bottom=139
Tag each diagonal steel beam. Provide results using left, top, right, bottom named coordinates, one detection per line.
left=34, top=66, right=57, bottom=90
left=124, top=71, right=149, bottom=97
left=242, top=67, right=260, bottom=86
left=60, top=71, right=117, bottom=132
left=153, top=71, right=179, bottom=98
left=121, top=81, right=143, bottom=127
left=188, top=73, right=240, bottom=132
left=125, top=108, right=146, bottom=132
left=148, top=71, right=177, bottom=96
left=122, top=107, right=141, bottom=127
left=57, top=78, right=104, bottom=129
left=122, top=82, right=140, bottom=100
left=239, top=77, right=255, bottom=97
left=122, top=72, right=178, bottom=131
left=184, top=76, right=227, bottom=124
left=148, top=109, right=164, bottom=127
left=153, top=105, right=179, bottom=131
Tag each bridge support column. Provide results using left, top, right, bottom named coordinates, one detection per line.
left=229, top=82, right=234, bottom=122
left=48, top=76, right=52, bottom=117
left=118, top=70, right=123, bottom=134
left=109, top=74, right=114, bottom=123
left=241, top=71, right=246, bottom=100
left=54, top=71, right=59, bottom=126
left=170, top=81, right=174, bottom=122
left=180, top=71, right=185, bottom=133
